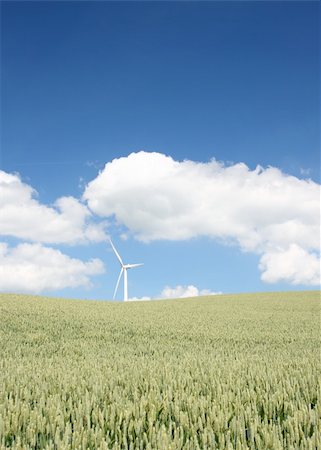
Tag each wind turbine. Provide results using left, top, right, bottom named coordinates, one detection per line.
left=109, top=239, right=143, bottom=302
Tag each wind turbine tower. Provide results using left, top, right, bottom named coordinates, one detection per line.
left=109, top=239, right=143, bottom=301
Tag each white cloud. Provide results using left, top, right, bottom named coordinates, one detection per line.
left=259, top=244, right=320, bottom=286
left=127, top=296, right=151, bottom=302
left=0, top=242, right=105, bottom=294
left=127, top=285, right=221, bottom=301
left=0, top=170, right=107, bottom=244
left=160, top=285, right=222, bottom=299
left=84, top=151, right=321, bottom=286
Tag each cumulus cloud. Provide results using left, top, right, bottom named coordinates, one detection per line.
left=160, top=285, right=222, bottom=299
left=127, top=285, right=221, bottom=301
left=0, top=170, right=107, bottom=244
left=84, top=151, right=320, bottom=286
left=0, top=242, right=105, bottom=294
left=259, top=244, right=320, bottom=286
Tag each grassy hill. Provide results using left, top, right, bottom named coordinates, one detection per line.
left=0, top=291, right=320, bottom=449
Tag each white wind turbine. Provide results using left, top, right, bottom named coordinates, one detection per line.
left=109, top=239, right=143, bottom=302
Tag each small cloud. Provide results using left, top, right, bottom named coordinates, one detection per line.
left=86, top=160, right=104, bottom=170
left=299, top=167, right=312, bottom=176
left=78, top=176, right=86, bottom=190
left=127, top=296, right=151, bottom=302
left=160, top=285, right=222, bottom=299
left=127, top=285, right=222, bottom=302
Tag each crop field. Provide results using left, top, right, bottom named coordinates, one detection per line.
left=0, top=291, right=320, bottom=449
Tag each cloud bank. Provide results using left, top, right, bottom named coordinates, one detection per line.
left=0, top=242, right=104, bottom=294
left=1, top=151, right=319, bottom=294
left=84, top=151, right=320, bottom=286
left=0, top=170, right=107, bottom=293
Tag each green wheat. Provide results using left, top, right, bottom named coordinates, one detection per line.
left=0, top=291, right=320, bottom=449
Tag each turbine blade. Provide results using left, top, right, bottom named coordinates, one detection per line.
left=113, top=268, right=123, bottom=299
left=126, top=263, right=144, bottom=269
left=109, top=239, right=123, bottom=266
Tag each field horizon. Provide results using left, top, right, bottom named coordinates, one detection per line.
left=1, top=290, right=320, bottom=449
left=1, top=289, right=320, bottom=304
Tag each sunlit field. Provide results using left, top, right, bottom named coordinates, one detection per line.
left=0, top=291, right=320, bottom=449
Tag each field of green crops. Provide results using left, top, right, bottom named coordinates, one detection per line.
left=0, top=291, right=320, bottom=449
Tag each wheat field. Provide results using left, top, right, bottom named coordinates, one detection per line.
left=0, top=291, right=320, bottom=449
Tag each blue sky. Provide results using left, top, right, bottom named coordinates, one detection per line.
left=1, top=1, right=320, bottom=300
